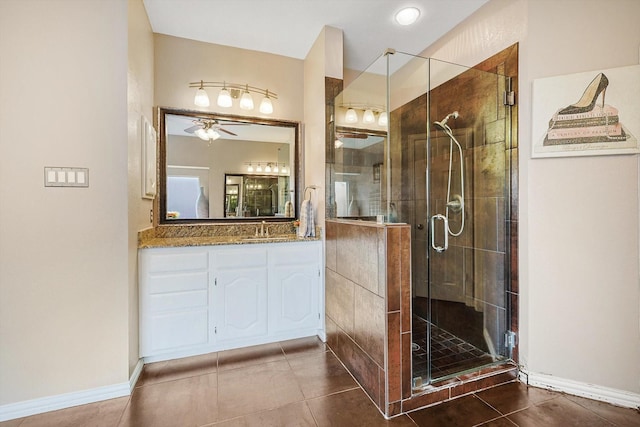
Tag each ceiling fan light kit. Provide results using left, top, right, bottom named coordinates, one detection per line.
left=189, top=81, right=277, bottom=114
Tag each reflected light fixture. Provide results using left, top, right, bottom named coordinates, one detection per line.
left=247, top=163, right=254, bottom=172
left=256, top=164, right=263, bottom=172
left=378, top=111, right=388, bottom=126
left=273, top=163, right=279, bottom=173
left=190, top=81, right=277, bottom=114
left=194, top=80, right=210, bottom=107
left=345, top=108, right=358, bottom=123
left=363, top=109, right=375, bottom=124
left=395, top=7, right=420, bottom=26
left=265, top=163, right=272, bottom=173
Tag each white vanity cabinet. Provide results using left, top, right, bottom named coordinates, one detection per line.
left=139, top=247, right=212, bottom=357
left=139, top=240, right=323, bottom=361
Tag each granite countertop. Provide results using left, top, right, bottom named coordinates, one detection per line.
left=138, top=223, right=321, bottom=249
left=139, top=233, right=319, bottom=249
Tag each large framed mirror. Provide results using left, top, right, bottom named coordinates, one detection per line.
left=158, top=107, right=301, bottom=223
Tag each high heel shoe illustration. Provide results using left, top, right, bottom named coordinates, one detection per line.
left=558, top=73, right=608, bottom=115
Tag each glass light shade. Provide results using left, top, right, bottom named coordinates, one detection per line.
left=240, top=91, right=254, bottom=110
left=217, top=89, right=233, bottom=108
left=207, top=129, right=221, bottom=140
left=194, top=88, right=210, bottom=107
left=259, top=96, right=273, bottom=114
left=273, top=164, right=279, bottom=173
left=363, top=109, right=375, bottom=124
left=256, top=164, right=263, bottom=172
left=281, top=165, right=288, bottom=174
left=265, top=164, right=272, bottom=173
left=395, top=7, right=420, bottom=25
left=247, top=164, right=254, bottom=172
left=195, top=128, right=209, bottom=140
left=378, top=111, right=388, bottom=126
left=345, top=108, right=358, bottom=123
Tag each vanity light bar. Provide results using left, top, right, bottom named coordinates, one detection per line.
left=189, top=81, right=278, bottom=113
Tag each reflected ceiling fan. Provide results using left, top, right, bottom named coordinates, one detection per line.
left=184, top=118, right=245, bottom=141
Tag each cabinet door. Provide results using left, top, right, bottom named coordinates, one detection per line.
left=213, top=247, right=268, bottom=343
left=268, top=242, right=321, bottom=334
left=139, top=248, right=210, bottom=356
left=269, top=264, right=320, bottom=333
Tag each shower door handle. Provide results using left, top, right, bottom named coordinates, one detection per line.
left=430, top=214, right=448, bottom=253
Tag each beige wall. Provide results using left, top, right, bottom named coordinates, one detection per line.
left=0, top=0, right=129, bottom=405
left=154, top=35, right=304, bottom=122
left=128, top=0, right=155, bottom=375
left=304, top=26, right=344, bottom=227
left=420, top=0, right=640, bottom=394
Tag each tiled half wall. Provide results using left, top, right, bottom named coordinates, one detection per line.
left=325, top=219, right=517, bottom=418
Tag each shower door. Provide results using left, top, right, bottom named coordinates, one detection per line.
left=394, top=56, right=513, bottom=387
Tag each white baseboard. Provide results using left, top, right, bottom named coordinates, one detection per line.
left=129, top=358, right=145, bottom=391
left=520, top=370, right=640, bottom=409
left=0, top=360, right=145, bottom=422
left=0, top=382, right=130, bottom=422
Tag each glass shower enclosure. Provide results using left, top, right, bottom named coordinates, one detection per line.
left=329, top=51, right=513, bottom=390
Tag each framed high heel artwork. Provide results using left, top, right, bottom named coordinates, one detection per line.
left=532, top=64, right=639, bottom=158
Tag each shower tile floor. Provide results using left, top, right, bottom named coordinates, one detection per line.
left=412, top=315, right=497, bottom=383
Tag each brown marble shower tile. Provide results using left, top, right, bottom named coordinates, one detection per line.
left=217, top=342, right=285, bottom=371
left=386, top=227, right=401, bottom=312
left=288, top=351, right=358, bottom=399
left=325, top=314, right=339, bottom=351
left=408, top=395, right=502, bottom=427
left=217, top=360, right=303, bottom=420
left=354, top=286, right=385, bottom=366
left=136, top=351, right=217, bottom=387
left=402, top=388, right=450, bottom=412
left=474, top=198, right=499, bottom=252
left=507, top=396, right=615, bottom=427
left=473, top=250, right=505, bottom=308
left=325, top=268, right=355, bottom=337
left=485, top=118, right=506, bottom=145
left=387, top=311, right=402, bottom=403
left=400, top=226, right=412, bottom=332
left=509, top=220, right=519, bottom=293
left=377, top=227, right=386, bottom=298
left=401, top=332, right=412, bottom=399
left=336, top=224, right=378, bottom=293
left=335, top=330, right=381, bottom=406
left=473, top=143, right=506, bottom=198
left=120, top=373, right=218, bottom=427
left=451, top=373, right=518, bottom=399
left=509, top=148, right=519, bottom=219
left=307, top=388, right=416, bottom=427
left=325, top=222, right=337, bottom=272
left=13, top=397, right=128, bottom=427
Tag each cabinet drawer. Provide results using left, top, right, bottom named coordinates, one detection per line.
left=148, top=271, right=208, bottom=294
left=270, top=242, right=320, bottom=266
left=213, top=247, right=267, bottom=269
left=150, top=289, right=208, bottom=312
left=144, top=250, right=208, bottom=273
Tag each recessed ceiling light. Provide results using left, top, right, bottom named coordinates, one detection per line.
left=395, top=7, right=420, bottom=26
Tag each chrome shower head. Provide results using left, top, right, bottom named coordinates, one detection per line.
left=433, top=111, right=460, bottom=130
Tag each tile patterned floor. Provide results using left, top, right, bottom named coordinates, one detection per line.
left=412, top=316, right=499, bottom=382
left=2, top=337, right=638, bottom=427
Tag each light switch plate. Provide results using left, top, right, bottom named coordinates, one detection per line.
left=44, top=167, right=89, bottom=187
